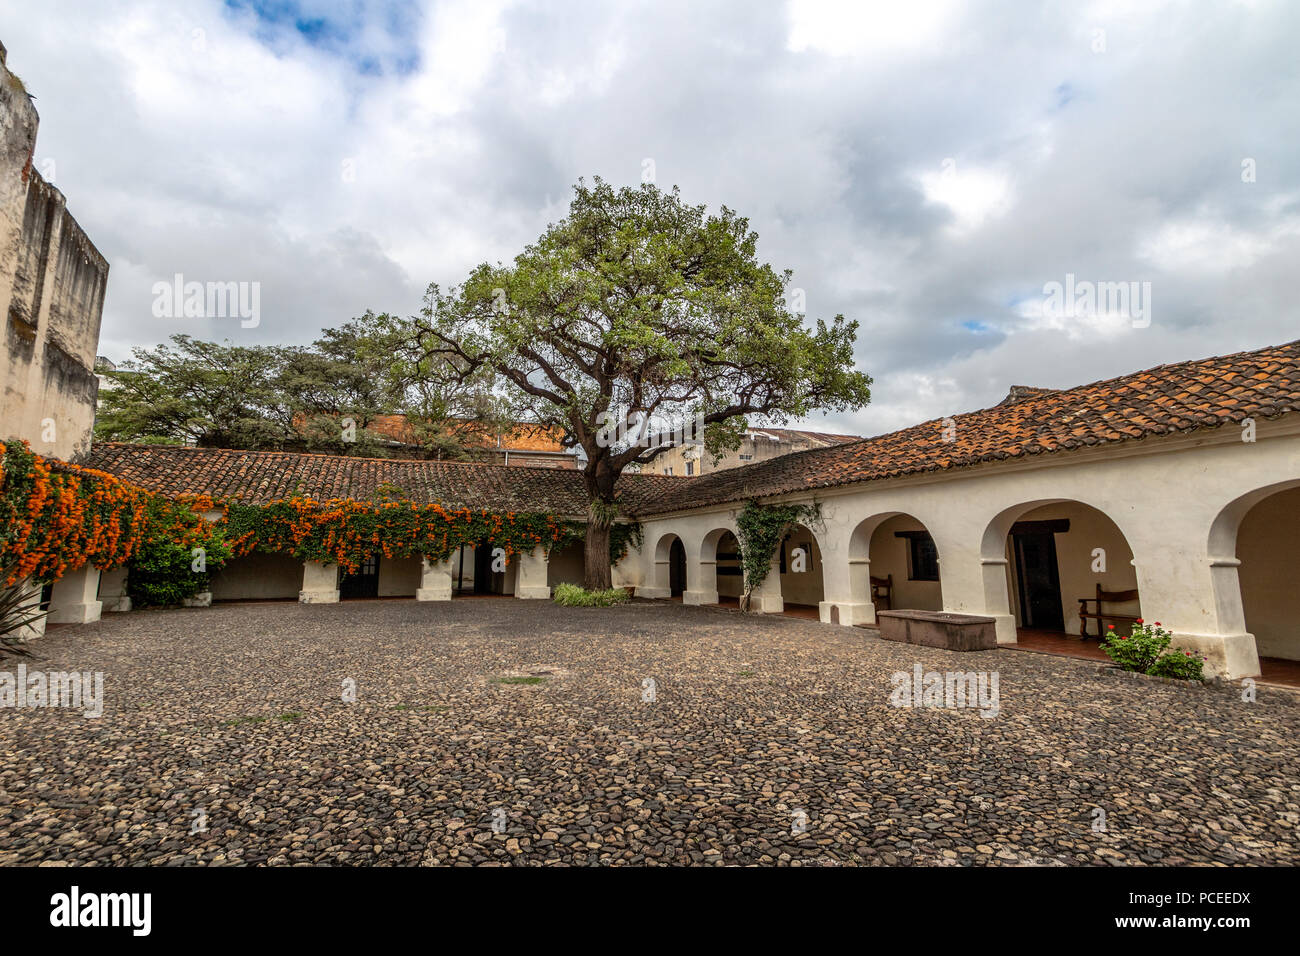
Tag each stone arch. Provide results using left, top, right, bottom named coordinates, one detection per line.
left=651, top=531, right=688, bottom=599
left=695, top=526, right=742, bottom=606
left=980, top=497, right=1141, bottom=643
left=776, top=521, right=826, bottom=616
left=853, top=511, right=945, bottom=618
left=1208, top=479, right=1300, bottom=664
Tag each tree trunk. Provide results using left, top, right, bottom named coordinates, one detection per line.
left=583, top=498, right=614, bottom=590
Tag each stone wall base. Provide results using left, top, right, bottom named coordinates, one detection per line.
left=819, top=601, right=874, bottom=626
left=299, top=589, right=340, bottom=604
left=1169, top=631, right=1260, bottom=680
left=46, top=601, right=102, bottom=624
left=683, top=589, right=717, bottom=606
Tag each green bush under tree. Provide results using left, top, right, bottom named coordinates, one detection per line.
left=552, top=583, right=631, bottom=607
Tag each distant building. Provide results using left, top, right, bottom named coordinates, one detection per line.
left=93, top=355, right=122, bottom=408
left=362, top=414, right=578, bottom=468
left=652, top=425, right=861, bottom=476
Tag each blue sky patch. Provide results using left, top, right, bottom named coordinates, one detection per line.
left=223, top=0, right=422, bottom=75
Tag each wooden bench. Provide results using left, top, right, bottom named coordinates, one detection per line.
left=870, top=573, right=893, bottom=612
left=1078, top=585, right=1140, bottom=638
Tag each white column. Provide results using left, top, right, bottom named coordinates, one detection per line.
left=1131, top=552, right=1260, bottom=679
left=416, top=557, right=454, bottom=601
left=683, top=557, right=718, bottom=605
left=977, top=556, right=1018, bottom=644
left=1121, top=506, right=1261, bottom=680
left=934, top=526, right=1018, bottom=645
left=47, top=564, right=102, bottom=624
left=299, top=561, right=340, bottom=603
left=639, top=548, right=671, bottom=599
left=819, top=548, right=873, bottom=626
left=744, top=553, right=784, bottom=613
left=98, top=566, right=132, bottom=613
left=515, top=547, right=551, bottom=599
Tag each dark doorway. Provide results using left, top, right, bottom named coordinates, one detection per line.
left=1012, top=531, right=1064, bottom=630
left=339, top=555, right=380, bottom=600
left=473, top=542, right=504, bottom=595
left=668, top=538, right=687, bottom=598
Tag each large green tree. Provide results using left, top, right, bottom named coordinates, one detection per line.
left=404, top=178, right=872, bottom=589
left=95, top=335, right=294, bottom=449
left=95, top=324, right=503, bottom=459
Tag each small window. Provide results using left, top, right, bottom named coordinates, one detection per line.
left=906, top=533, right=940, bottom=582
left=739, top=454, right=753, bottom=461
left=664, top=466, right=673, bottom=475
left=685, top=461, right=694, bottom=476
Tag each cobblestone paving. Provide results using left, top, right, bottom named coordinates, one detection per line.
left=2, top=599, right=1297, bottom=866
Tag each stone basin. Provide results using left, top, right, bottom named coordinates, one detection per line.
left=875, top=609, right=997, bottom=651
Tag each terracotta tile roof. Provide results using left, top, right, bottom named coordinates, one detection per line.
left=363, top=415, right=570, bottom=454
left=633, top=338, right=1300, bottom=515
left=83, top=340, right=1300, bottom=520
left=84, top=444, right=674, bottom=517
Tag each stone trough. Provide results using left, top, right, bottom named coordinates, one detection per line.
left=875, top=609, right=997, bottom=651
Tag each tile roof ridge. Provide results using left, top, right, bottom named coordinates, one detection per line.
left=90, top=442, right=586, bottom=477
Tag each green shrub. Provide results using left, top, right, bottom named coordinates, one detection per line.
left=1101, top=619, right=1205, bottom=681
left=552, top=582, right=630, bottom=607
left=1146, top=651, right=1207, bottom=681
left=128, top=529, right=233, bottom=608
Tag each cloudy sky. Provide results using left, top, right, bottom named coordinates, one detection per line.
left=4, top=0, right=1298, bottom=436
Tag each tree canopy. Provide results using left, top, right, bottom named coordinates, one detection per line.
left=94, top=322, right=510, bottom=460
left=403, top=178, right=872, bottom=587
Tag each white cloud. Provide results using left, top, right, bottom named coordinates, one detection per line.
left=786, top=0, right=960, bottom=57
left=1138, top=216, right=1300, bottom=274
left=916, top=164, right=1014, bottom=236
left=3, top=0, right=1297, bottom=440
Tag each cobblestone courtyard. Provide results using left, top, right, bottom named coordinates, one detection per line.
left=2, top=599, right=1297, bottom=866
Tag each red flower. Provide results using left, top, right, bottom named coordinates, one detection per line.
left=1154, top=621, right=1162, bottom=626
left=1119, top=635, right=1127, bottom=641
left=1107, top=624, right=1115, bottom=630
left=1135, top=617, right=1144, bottom=624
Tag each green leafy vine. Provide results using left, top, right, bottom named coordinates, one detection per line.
left=735, top=500, right=820, bottom=610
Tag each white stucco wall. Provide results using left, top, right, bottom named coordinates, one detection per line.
left=630, top=418, right=1300, bottom=678
left=547, top=541, right=585, bottom=587
left=210, top=552, right=302, bottom=601
left=378, top=556, right=421, bottom=597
